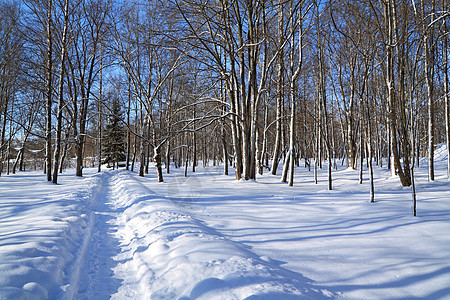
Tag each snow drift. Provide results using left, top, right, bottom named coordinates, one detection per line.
left=109, top=171, right=329, bottom=299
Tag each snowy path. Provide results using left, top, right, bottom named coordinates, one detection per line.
left=57, top=170, right=327, bottom=299
left=75, top=172, right=122, bottom=299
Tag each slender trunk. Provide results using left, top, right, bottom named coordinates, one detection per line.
left=139, top=111, right=145, bottom=177
left=0, top=101, right=4, bottom=176
left=314, top=120, right=319, bottom=184
left=221, top=110, right=229, bottom=175
left=369, top=140, right=375, bottom=203
left=426, top=47, right=435, bottom=182
left=271, top=1, right=284, bottom=175
left=192, top=115, right=197, bottom=173
left=139, top=135, right=145, bottom=177
left=316, top=3, right=330, bottom=189
left=421, top=0, right=435, bottom=181
left=131, top=133, right=137, bottom=172
left=97, top=45, right=103, bottom=173
left=247, top=7, right=258, bottom=181
left=59, top=136, right=68, bottom=173
left=359, top=119, right=364, bottom=184
left=166, top=143, right=170, bottom=174
left=154, top=146, right=164, bottom=182
left=281, top=151, right=290, bottom=183
left=410, top=55, right=417, bottom=215
left=52, top=0, right=70, bottom=184
left=256, top=129, right=261, bottom=176
left=223, top=138, right=228, bottom=175
left=259, top=104, right=268, bottom=175
left=12, top=149, right=22, bottom=174
left=45, top=0, right=53, bottom=182
left=185, top=132, right=189, bottom=177
left=227, top=79, right=242, bottom=180
left=367, top=95, right=375, bottom=202
left=272, top=97, right=283, bottom=175
left=126, top=80, right=131, bottom=171
left=221, top=104, right=229, bottom=175
left=288, top=0, right=302, bottom=187
left=386, top=0, right=410, bottom=186
left=285, top=97, right=295, bottom=186
left=445, top=15, right=450, bottom=179
left=145, top=139, right=150, bottom=174
left=6, top=124, right=12, bottom=175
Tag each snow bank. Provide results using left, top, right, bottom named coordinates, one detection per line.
left=434, top=143, right=448, bottom=162
left=110, top=171, right=329, bottom=299
left=0, top=171, right=100, bottom=299
left=420, top=143, right=448, bottom=164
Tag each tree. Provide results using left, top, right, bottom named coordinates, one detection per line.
left=68, top=0, right=109, bottom=177
left=102, top=96, right=126, bottom=169
left=420, top=0, right=436, bottom=181
left=52, top=0, right=71, bottom=184
left=443, top=0, right=450, bottom=179
left=281, top=0, right=309, bottom=186
left=45, top=0, right=53, bottom=181
left=0, top=0, right=22, bottom=176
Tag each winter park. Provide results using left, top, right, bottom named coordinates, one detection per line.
left=2, top=0, right=450, bottom=299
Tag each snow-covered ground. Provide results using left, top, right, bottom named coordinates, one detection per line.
left=1, top=146, right=450, bottom=299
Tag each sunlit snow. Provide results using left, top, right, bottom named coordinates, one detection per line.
left=1, top=145, right=449, bottom=299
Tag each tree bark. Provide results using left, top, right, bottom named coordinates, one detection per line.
left=444, top=3, right=450, bottom=179
left=421, top=0, right=435, bottom=181
left=45, top=0, right=53, bottom=182
left=52, top=0, right=69, bottom=184
left=154, top=145, right=164, bottom=182
left=271, top=1, right=284, bottom=176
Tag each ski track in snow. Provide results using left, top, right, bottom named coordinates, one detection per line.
left=0, top=171, right=98, bottom=299
left=74, top=172, right=122, bottom=299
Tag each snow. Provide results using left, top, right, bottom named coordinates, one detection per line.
left=1, top=146, right=450, bottom=299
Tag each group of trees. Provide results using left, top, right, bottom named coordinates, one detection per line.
left=1, top=0, right=449, bottom=196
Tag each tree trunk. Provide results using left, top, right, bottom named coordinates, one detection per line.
left=192, top=129, right=197, bottom=173
left=166, top=142, right=170, bottom=174
left=52, top=0, right=69, bottom=184
left=359, top=119, right=364, bottom=184
left=281, top=150, right=290, bottom=183
left=222, top=121, right=228, bottom=176
left=45, top=0, right=53, bottom=182
left=421, top=0, right=435, bottom=181
left=139, top=112, right=146, bottom=177
left=59, top=135, right=68, bottom=173
left=227, top=78, right=242, bottom=180
left=154, top=145, right=164, bottom=182
left=126, top=81, right=131, bottom=171
left=385, top=0, right=410, bottom=187
left=258, top=104, right=268, bottom=175
left=271, top=1, right=284, bottom=176
left=97, top=45, right=104, bottom=173
left=444, top=7, right=450, bottom=179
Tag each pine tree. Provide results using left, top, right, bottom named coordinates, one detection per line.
left=103, top=98, right=126, bottom=169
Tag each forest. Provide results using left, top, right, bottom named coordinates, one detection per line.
left=1, top=0, right=449, bottom=192
left=2, top=1, right=450, bottom=298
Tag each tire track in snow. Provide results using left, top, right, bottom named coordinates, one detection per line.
left=74, top=171, right=123, bottom=299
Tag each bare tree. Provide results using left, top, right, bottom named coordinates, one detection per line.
left=421, top=0, right=436, bottom=181
left=52, top=0, right=71, bottom=184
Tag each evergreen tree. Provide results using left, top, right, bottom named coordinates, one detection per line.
left=103, top=97, right=126, bottom=169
